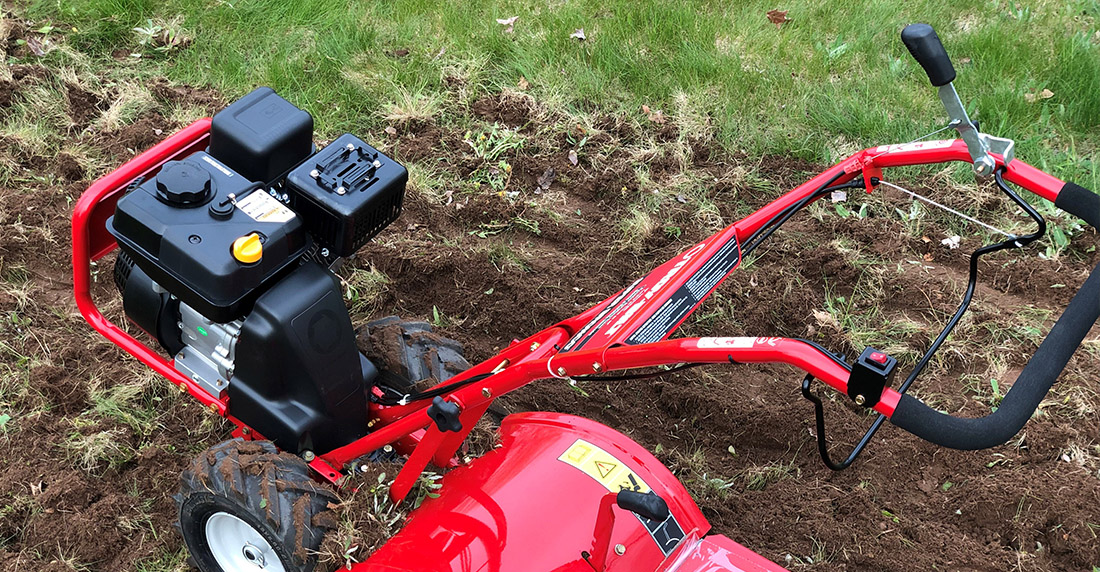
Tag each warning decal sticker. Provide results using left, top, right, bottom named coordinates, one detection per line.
left=625, top=232, right=740, bottom=345
left=236, top=190, right=296, bottom=224
left=558, top=439, right=686, bottom=556
left=561, top=230, right=741, bottom=353
left=558, top=439, right=651, bottom=494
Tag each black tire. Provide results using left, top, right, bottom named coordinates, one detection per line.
left=175, top=439, right=338, bottom=572
left=360, top=316, right=472, bottom=393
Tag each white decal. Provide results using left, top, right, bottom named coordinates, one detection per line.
left=201, top=154, right=235, bottom=177
left=236, top=190, right=296, bottom=223
left=873, top=140, right=954, bottom=154
left=697, top=337, right=756, bottom=349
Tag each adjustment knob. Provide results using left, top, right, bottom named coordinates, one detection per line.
left=155, top=161, right=213, bottom=206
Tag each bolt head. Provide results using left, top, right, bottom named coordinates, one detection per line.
left=310, top=169, right=319, bottom=178
left=346, top=143, right=356, bottom=150
left=529, top=342, right=540, bottom=351
left=854, top=394, right=867, bottom=406
left=592, top=362, right=602, bottom=372
left=336, top=186, right=346, bottom=195
left=614, top=544, right=626, bottom=555
left=481, top=387, right=492, bottom=398
left=556, top=366, right=568, bottom=376
left=302, top=450, right=316, bottom=461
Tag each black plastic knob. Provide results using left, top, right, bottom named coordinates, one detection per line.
left=427, top=396, right=462, bottom=433
left=155, top=161, right=213, bottom=206
left=901, top=23, right=956, bottom=87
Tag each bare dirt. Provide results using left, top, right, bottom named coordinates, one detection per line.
left=1, top=42, right=1099, bottom=572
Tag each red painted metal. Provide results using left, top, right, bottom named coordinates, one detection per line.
left=72, top=119, right=229, bottom=416
left=356, top=413, right=710, bottom=572
left=75, top=125, right=1076, bottom=571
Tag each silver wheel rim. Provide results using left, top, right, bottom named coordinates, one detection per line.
left=205, top=511, right=287, bottom=572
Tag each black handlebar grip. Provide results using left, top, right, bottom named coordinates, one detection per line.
left=891, top=261, right=1100, bottom=449
left=901, top=24, right=957, bottom=87
left=1055, top=182, right=1100, bottom=230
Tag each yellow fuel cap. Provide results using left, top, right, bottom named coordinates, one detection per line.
left=232, top=233, right=262, bottom=264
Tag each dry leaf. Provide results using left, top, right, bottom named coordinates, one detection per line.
left=923, top=253, right=935, bottom=262
left=496, top=16, right=518, bottom=34
left=384, top=126, right=397, bottom=136
left=517, top=76, right=530, bottom=90
left=641, top=104, right=665, bottom=123
left=1024, top=88, right=1054, bottom=103
left=26, top=36, right=46, bottom=56
left=392, top=48, right=409, bottom=57
left=570, top=28, right=586, bottom=41
left=641, top=104, right=651, bottom=114
left=568, top=149, right=578, bottom=166
left=766, top=9, right=790, bottom=29
left=537, top=167, right=557, bottom=190
left=921, top=235, right=932, bottom=243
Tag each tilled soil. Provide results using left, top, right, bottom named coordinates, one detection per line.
left=1, top=59, right=1099, bottom=572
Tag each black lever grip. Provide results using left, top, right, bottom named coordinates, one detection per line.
left=901, top=23, right=956, bottom=87
left=617, top=490, right=670, bottom=522
left=890, top=261, right=1100, bottom=449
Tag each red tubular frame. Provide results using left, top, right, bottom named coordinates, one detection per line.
left=72, top=123, right=1066, bottom=491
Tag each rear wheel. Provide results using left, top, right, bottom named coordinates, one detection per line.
left=175, top=439, right=337, bottom=572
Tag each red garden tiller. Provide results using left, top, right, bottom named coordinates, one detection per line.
left=71, top=24, right=1100, bottom=572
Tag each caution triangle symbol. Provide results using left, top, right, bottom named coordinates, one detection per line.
left=594, top=460, right=617, bottom=478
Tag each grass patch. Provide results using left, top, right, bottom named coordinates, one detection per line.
left=27, top=0, right=1100, bottom=188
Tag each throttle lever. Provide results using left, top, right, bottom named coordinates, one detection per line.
left=901, top=23, right=1013, bottom=179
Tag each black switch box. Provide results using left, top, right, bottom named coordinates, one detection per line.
left=846, top=347, right=897, bottom=407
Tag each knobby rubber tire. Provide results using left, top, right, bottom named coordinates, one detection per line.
left=175, top=439, right=338, bottom=572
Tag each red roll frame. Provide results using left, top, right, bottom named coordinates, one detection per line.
left=72, top=121, right=1066, bottom=491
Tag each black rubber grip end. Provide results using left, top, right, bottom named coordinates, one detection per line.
left=1055, top=182, right=1100, bottom=230
left=901, top=24, right=957, bottom=87
left=891, top=262, right=1100, bottom=449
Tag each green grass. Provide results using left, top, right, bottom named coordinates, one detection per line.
left=27, top=0, right=1100, bottom=187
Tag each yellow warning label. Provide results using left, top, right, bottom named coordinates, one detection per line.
left=558, top=439, right=651, bottom=494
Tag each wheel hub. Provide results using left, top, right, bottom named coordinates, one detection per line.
left=205, top=511, right=286, bottom=571
left=242, top=543, right=266, bottom=567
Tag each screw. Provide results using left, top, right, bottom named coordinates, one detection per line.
left=346, top=143, right=356, bottom=151
left=207, top=403, right=219, bottom=414
left=310, top=169, right=319, bottom=178
left=592, top=362, right=602, bottom=373
left=241, top=427, right=251, bottom=435
left=482, top=387, right=492, bottom=398
left=367, top=418, right=377, bottom=428
left=529, top=342, right=540, bottom=351
left=372, top=160, right=382, bottom=168
left=302, top=450, right=316, bottom=461
left=359, top=464, right=370, bottom=473
left=178, top=383, right=187, bottom=393
left=336, top=186, right=346, bottom=195
left=854, top=394, right=867, bottom=406
left=383, top=445, right=394, bottom=453
left=281, top=193, right=289, bottom=202
left=556, top=366, right=568, bottom=376
left=320, top=248, right=330, bottom=258
left=614, top=544, right=626, bottom=556
left=188, top=234, right=201, bottom=244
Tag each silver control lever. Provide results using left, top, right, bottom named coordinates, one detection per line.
left=937, top=84, right=1014, bottom=179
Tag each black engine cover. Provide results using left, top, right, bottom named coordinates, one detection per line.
left=231, top=262, right=373, bottom=454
